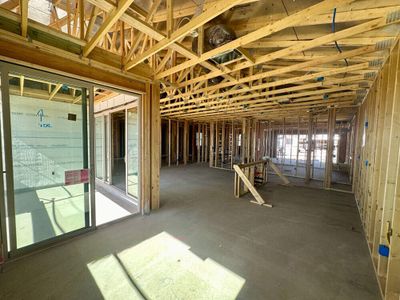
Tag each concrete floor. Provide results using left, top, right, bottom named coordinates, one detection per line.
left=0, top=164, right=380, bottom=299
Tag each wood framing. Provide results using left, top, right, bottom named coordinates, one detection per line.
left=305, top=113, right=313, bottom=182
left=353, top=40, right=400, bottom=299
left=156, top=0, right=356, bottom=78
left=1, top=0, right=398, bottom=124
left=19, top=0, right=27, bottom=37
left=141, top=82, right=161, bottom=211
left=83, top=0, right=136, bottom=57
left=324, top=107, right=336, bottom=188
left=209, top=121, right=214, bottom=167
left=124, top=0, right=245, bottom=70
left=233, top=162, right=271, bottom=207
left=233, top=158, right=289, bottom=207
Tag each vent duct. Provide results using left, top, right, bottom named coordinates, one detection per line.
left=193, top=24, right=242, bottom=85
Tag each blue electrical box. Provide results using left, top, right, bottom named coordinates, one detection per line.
left=378, top=244, right=389, bottom=257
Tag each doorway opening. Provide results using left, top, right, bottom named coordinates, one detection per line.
left=111, top=110, right=126, bottom=191
left=94, top=89, right=140, bottom=226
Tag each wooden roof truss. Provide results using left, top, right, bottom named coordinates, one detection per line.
left=1, top=0, right=399, bottom=122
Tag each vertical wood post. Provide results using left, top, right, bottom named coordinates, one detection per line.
left=202, top=124, right=206, bottom=162
left=191, top=124, right=195, bottom=163
left=183, top=120, right=188, bottom=165
left=246, top=119, right=251, bottom=163
left=204, top=124, right=208, bottom=163
left=176, top=120, right=179, bottom=166
left=252, top=119, right=257, bottom=162
left=209, top=122, right=214, bottom=167
left=215, top=121, right=219, bottom=167
left=241, top=119, right=246, bottom=163
left=324, top=107, right=336, bottom=188
left=197, top=123, right=201, bottom=163
left=168, top=119, right=171, bottom=166
left=221, top=121, right=225, bottom=167
left=305, top=113, right=313, bottom=182
left=141, top=82, right=160, bottom=212
left=231, top=122, right=234, bottom=169
left=312, top=117, right=318, bottom=179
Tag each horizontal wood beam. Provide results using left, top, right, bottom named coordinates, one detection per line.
left=232, top=6, right=400, bottom=33
left=0, top=28, right=147, bottom=92
left=243, top=37, right=394, bottom=49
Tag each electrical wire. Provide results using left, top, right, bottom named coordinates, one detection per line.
left=176, top=17, right=192, bottom=30
left=332, top=8, right=349, bottom=67
left=281, top=0, right=306, bottom=57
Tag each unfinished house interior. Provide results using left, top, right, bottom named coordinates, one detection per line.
left=0, top=0, right=399, bottom=299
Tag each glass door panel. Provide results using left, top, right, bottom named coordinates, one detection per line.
left=127, top=107, right=138, bottom=198
left=95, top=116, right=105, bottom=180
left=0, top=70, right=6, bottom=260
left=8, top=73, right=91, bottom=249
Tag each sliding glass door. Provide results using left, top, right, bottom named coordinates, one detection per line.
left=0, top=63, right=94, bottom=255
left=9, top=73, right=91, bottom=250
left=0, top=62, right=140, bottom=259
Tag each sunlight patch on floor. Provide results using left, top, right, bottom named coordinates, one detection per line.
left=95, top=191, right=131, bottom=226
left=88, top=232, right=245, bottom=299
left=88, top=254, right=144, bottom=300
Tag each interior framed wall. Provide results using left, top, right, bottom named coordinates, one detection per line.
left=352, top=41, right=400, bottom=299
left=161, top=117, right=354, bottom=191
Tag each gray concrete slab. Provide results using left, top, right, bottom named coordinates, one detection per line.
left=0, top=164, right=380, bottom=300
